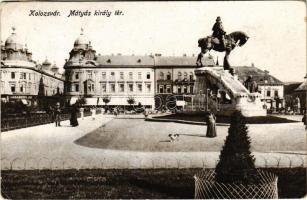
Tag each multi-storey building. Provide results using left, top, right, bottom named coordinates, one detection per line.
left=0, top=28, right=64, bottom=105
left=63, top=30, right=217, bottom=109
left=154, top=54, right=215, bottom=108
left=234, top=65, right=284, bottom=110
left=64, top=30, right=155, bottom=108
left=2, top=28, right=284, bottom=111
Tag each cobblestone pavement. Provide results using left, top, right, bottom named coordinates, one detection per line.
left=1, top=114, right=306, bottom=170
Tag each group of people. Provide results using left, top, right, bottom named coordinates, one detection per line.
left=52, top=103, right=79, bottom=127
left=52, top=103, right=99, bottom=127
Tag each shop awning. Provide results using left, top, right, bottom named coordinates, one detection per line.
left=21, top=99, right=28, bottom=105
left=70, top=97, right=78, bottom=105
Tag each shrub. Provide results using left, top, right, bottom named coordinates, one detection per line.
left=215, top=111, right=258, bottom=184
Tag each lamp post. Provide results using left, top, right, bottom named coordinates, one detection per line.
left=206, top=88, right=210, bottom=111
left=217, top=89, right=220, bottom=111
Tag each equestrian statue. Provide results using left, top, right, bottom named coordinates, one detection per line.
left=196, top=16, right=249, bottom=75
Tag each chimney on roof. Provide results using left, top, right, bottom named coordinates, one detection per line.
left=192, top=54, right=195, bottom=57
left=155, top=53, right=161, bottom=56
left=251, top=63, right=255, bottom=67
left=183, top=53, right=187, bottom=57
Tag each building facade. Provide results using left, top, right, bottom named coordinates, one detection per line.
left=63, top=30, right=217, bottom=109
left=64, top=31, right=155, bottom=108
left=2, top=28, right=284, bottom=111
left=234, top=65, right=284, bottom=110
left=0, top=28, right=64, bottom=105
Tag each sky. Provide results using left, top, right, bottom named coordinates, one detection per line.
left=0, top=1, right=306, bottom=82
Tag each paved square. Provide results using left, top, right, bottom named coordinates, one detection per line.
left=1, top=114, right=306, bottom=169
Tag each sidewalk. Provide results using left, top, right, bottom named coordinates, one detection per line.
left=1, top=115, right=306, bottom=170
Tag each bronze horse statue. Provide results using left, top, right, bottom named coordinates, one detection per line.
left=196, top=31, right=249, bottom=72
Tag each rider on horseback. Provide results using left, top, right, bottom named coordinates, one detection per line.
left=212, top=16, right=226, bottom=49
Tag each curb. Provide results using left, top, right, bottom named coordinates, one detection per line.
left=145, top=117, right=229, bottom=126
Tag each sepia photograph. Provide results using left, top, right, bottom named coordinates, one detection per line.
left=0, top=1, right=306, bottom=199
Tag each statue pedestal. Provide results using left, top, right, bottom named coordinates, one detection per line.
left=193, top=66, right=266, bottom=117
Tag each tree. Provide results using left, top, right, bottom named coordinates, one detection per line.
left=37, top=76, right=48, bottom=111
left=75, top=97, right=87, bottom=106
left=102, top=95, right=111, bottom=107
left=215, top=111, right=257, bottom=184
left=127, top=96, right=135, bottom=106
left=37, top=76, right=45, bottom=97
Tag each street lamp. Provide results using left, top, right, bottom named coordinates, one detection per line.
left=216, top=89, right=220, bottom=111
left=206, top=88, right=210, bottom=111
left=198, top=90, right=202, bottom=111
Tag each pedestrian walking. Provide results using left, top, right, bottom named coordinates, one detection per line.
left=54, top=102, right=61, bottom=127
left=80, top=107, right=84, bottom=120
left=91, top=107, right=96, bottom=120
left=70, top=104, right=79, bottom=127
left=206, top=112, right=217, bottom=137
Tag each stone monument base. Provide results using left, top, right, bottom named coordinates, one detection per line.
left=193, top=66, right=266, bottom=117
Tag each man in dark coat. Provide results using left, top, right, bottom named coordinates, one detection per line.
left=244, top=75, right=258, bottom=93
left=54, top=102, right=61, bottom=127
left=70, top=104, right=79, bottom=127
left=212, top=16, right=226, bottom=49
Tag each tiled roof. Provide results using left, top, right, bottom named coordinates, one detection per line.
left=154, top=55, right=215, bottom=67
left=284, top=82, right=301, bottom=95
left=95, top=55, right=215, bottom=67
left=96, top=55, right=154, bottom=66
left=295, top=81, right=307, bottom=91
left=233, top=66, right=284, bottom=85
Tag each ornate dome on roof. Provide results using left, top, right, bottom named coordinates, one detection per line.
left=5, top=27, right=23, bottom=50
left=51, top=62, right=59, bottom=70
left=73, top=28, right=89, bottom=49
left=51, top=62, right=59, bottom=73
left=42, top=58, right=51, bottom=66
left=42, top=58, right=52, bottom=71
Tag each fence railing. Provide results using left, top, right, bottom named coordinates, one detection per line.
left=1, top=110, right=101, bottom=132
left=1, top=154, right=305, bottom=170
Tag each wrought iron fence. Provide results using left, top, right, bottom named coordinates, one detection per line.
left=1, top=154, right=305, bottom=170
left=1, top=110, right=101, bottom=132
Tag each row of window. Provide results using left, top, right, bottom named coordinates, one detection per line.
left=159, top=71, right=194, bottom=81
left=259, top=89, right=279, bottom=97
left=6, top=72, right=60, bottom=86
left=71, top=83, right=152, bottom=93
left=8, top=83, right=60, bottom=94
left=73, top=71, right=151, bottom=80
left=9, top=82, right=35, bottom=94
left=158, top=85, right=194, bottom=94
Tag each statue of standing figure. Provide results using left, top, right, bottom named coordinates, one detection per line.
left=196, top=16, right=249, bottom=75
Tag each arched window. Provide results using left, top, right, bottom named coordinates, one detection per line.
left=184, top=72, right=188, bottom=80
left=160, top=72, right=164, bottom=80
left=167, top=72, right=171, bottom=80
left=178, top=72, right=182, bottom=80
left=189, top=72, right=194, bottom=81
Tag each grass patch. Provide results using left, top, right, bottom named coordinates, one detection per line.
left=153, top=113, right=298, bottom=124
left=1, top=168, right=305, bottom=199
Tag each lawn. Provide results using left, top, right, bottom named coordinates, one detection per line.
left=1, top=168, right=305, bottom=199
left=152, top=113, right=299, bottom=124
left=75, top=118, right=306, bottom=152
